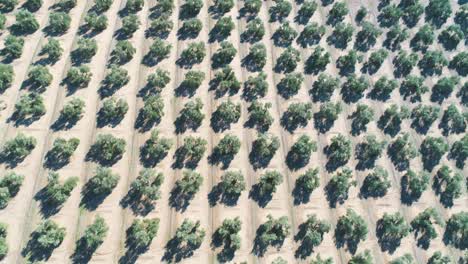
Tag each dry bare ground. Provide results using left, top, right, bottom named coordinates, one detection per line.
left=0, top=0, right=465, bottom=263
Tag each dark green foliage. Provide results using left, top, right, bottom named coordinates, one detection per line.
left=253, top=215, right=290, bottom=256
left=178, top=70, right=205, bottom=97
left=145, top=69, right=170, bottom=95
left=27, top=66, right=52, bottom=91
left=355, top=135, right=386, bottom=169
left=355, top=7, right=367, bottom=23
left=145, top=38, right=172, bottom=65
left=47, top=12, right=71, bottom=34
left=211, top=134, right=241, bottom=168
left=0, top=172, right=24, bottom=208
left=310, top=254, right=334, bottom=264
left=219, top=171, right=246, bottom=198
left=273, top=22, right=298, bottom=46
left=180, top=0, right=203, bottom=18
left=325, top=167, right=356, bottom=206
left=314, top=102, right=342, bottom=133
left=443, top=211, right=467, bottom=250
left=212, top=217, right=241, bottom=262
left=310, top=73, right=339, bottom=102
left=425, top=0, right=452, bottom=27
left=411, top=24, right=434, bottom=51
left=212, top=41, right=236, bottom=68
left=328, top=22, right=354, bottom=49
left=85, top=166, right=119, bottom=195
left=377, top=104, right=410, bottom=136
left=88, top=134, right=126, bottom=165
left=294, top=214, right=331, bottom=258
left=13, top=92, right=46, bottom=122
left=439, top=104, right=466, bottom=135
left=127, top=218, right=160, bottom=249
left=128, top=169, right=164, bottom=205
left=390, top=254, right=414, bottom=263
left=170, top=170, right=203, bottom=209
left=433, top=165, right=463, bottom=207
left=277, top=72, right=303, bottom=99
left=356, top=22, right=382, bottom=51
left=454, top=4, right=467, bottom=35
left=178, top=42, right=205, bottom=67
left=241, top=18, right=264, bottom=43
left=361, top=166, right=391, bottom=198
left=327, top=2, right=348, bottom=25
left=246, top=101, right=273, bottom=132
left=212, top=0, right=234, bottom=14
left=325, top=134, right=351, bottom=170
left=438, top=25, right=464, bottom=50
left=305, top=46, right=330, bottom=74
left=175, top=99, right=204, bottom=133
left=410, top=208, right=444, bottom=249
left=350, top=104, right=374, bottom=135
left=286, top=135, right=317, bottom=169
left=364, top=49, right=388, bottom=74
left=3, top=36, right=24, bottom=60
left=385, top=25, right=409, bottom=51
left=0, top=64, right=14, bottom=92
left=341, top=74, right=369, bottom=102
left=401, top=169, right=430, bottom=204
left=275, top=47, right=300, bottom=73
left=388, top=133, right=418, bottom=170
left=210, top=16, right=234, bottom=40
left=242, top=0, right=261, bottom=15
left=98, top=97, right=128, bottom=127
left=269, top=0, right=292, bottom=22
left=420, top=136, right=448, bottom=170
left=243, top=43, right=266, bottom=71
left=40, top=38, right=63, bottom=63
left=66, top=66, right=92, bottom=88
left=30, top=220, right=66, bottom=250
left=121, top=14, right=139, bottom=37
left=411, top=104, right=439, bottom=133
left=281, top=102, right=313, bottom=132
left=428, top=251, right=452, bottom=264
left=376, top=212, right=410, bottom=252
left=56, top=98, right=85, bottom=128
left=72, top=38, right=97, bottom=63
left=418, top=50, right=448, bottom=76
left=154, top=0, right=174, bottom=16
left=250, top=133, right=280, bottom=169
left=101, top=66, right=129, bottom=96
left=124, top=0, right=143, bottom=13
left=55, top=0, right=77, bottom=12
left=175, top=136, right=207, bottom=168
left=393, top=50, right=418, bottom=77
left=12, top=10, right=39, bottom=34
left=378, top=4, right=402, bottom=27
left=148, top=16, right=173, bottom=38
left=349, top=250, right=372, bottom=264
left=243, top=73, right=267, bottom=100
left=140, top=130, right=172, bottom=167
left=111, top=40, right=136, bottom=64
left=450, top=134, right=468, bottom=169
left=336, top=50, right=362, bottom=76
left=94, top=0, right=112, bottom=13
left=79, top=216, right=108, bottom=251
left=211, top=100, right=241, bottom=132
left=431, top=76, right=459, bottom=103
left=335, top=209, right=368, bottom=253
left=138, top=95, right=164, bottom=129
left=1, top=133, right=36, bottom=165
left=296, top=1, right=317, bottom=24
left=400, top=75, right=429, bottom=102
left=164, top=219, right=204, bottom=261
left=211, top=67, right=241, bottom=97
left=45, top=137, right=80, bottom=169
left=0, top=222, right=7, bottom=258
left=400, top=0, right=424, bottom=26
left=0, top=0, right=18, bottom=12
left=43, top=172, right=78, bottom=205
left=450, top=52, right=468, bottom=76
left=292, top=168, right=319, bottom=205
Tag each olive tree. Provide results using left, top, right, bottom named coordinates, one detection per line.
left=355, top=135, right=386, bottom=169
left=253, top=215, right=290, bottom=256
left=443, top=211, right=467, bottom=250
left=325, top=134, right=352, bottom=169
left=85, top=166, right=119, bottom=196
left=165, top=219, right=204, bottom=260
left=47, top=12, right=71, bottom=34
left=56, top=98, right=85, bottom=128
left=148, top=16, right=173, bottom=38
left=246, top=101, right=273, bottom=132
left=310, top=73, right=340, bottom=102
left=376, top=212, right=410, bottom=252
left=420, top=136, right=448, bottom=170
left=241, top=18, right=264, bottom=43
left=243, top=43, right=266, bottom=71
left=12, top=10, right=39, bottom=34
left=388, top=133, right=418, bottom=170
left=98, top=97, right=128, bottom=126
left=254, top=171, right=283, bottom=203
left=269, top=0, right=292, bottom=22
left=335, top=209, right=368, bottom=253
left=66, top=66, right=92, bottom=88
left=360, top=166, right=391, bottom=198
left=180, top=0, right=203, bottom=18
left=336, top=50, right=362, bottom=76
left=294, top=214, right=330, bottom=258
left=13, top=92, right=46, bottom=122
left=297, top=1, right=318, bottom=24
left=212, top=217, right=241, bottom=262
left=170, top=170, right=203, bottom=209
left=30, top=220, right=66, bottom=251
left=45, top=137, right=79, bottom=168
left=449, top=51, right=468, bottom=76
left=174, top=136, right=207, bottom=168
left=250, top=133, right=279, bottom=168
left=219, top=171, right=246, bottom=201
left=137, top=95, right=164, bottom=130
left=212, top=41, right=236, bottom=68
left=40, top=38, right=63, bottom=63
left=425, top=0, right=452, bottom=27
left=78, top=216, right=108, bottom=251
left=0, top=64, right=14, bottom=92
left=128, top=169, right=164, bottom=205
left=410, top=208, right=444, bottom=248
left=304, top=46, right=330, bottom=74
left=428, top=251, right=452, bottom=264
left=140, top=130, right=172, bottom=167
left=377, top=104, right=410, bottom=136
left=275, top=47, right=300, bottom=73
left=211, top=100, right=241, bottom=132
left=418, top=50, right=448, bottom=76
left=242, top=0, right=261, bottom=16
left=111, top=40, right=135, bottom=64
left=2, top=36, right=24, bottom=60
left=0, top=222, right=7, bottom=258
left=273, top=22, right=298, bottom=46
left=144, top=69, right=170, bottom=95
left=350, top=104, right=374, bottom=135
left=341, top=74, right=369, bottom=102
left=243, top=73, right=268, bottom=100
left=385, top=25, right=409, bottom=51
left=433, top=165, right=463, bottom=207
left=72, top=38, right=97, bottom=63
left=327, top=22, right=354, bottom=49
left=127, top=218, right=159, bottom=249
left=27, top=66, right=52, bottom=91
left=0, top=172, right=24, bottom=208
left=293, top=168, right=319, bottom=204
left=178, top=70, right=205, bottom=96
left=349, top=250, right=373, bottom=264
left=175, top=99, right=204, bottom=133
left=400, top=169, right=430, bottom=204
left=286, top=135, right=316, bottom=169
left=281, top=102, right=313, bottom=132
left=439, top=104, right=466, bottom=135
left=210, top=16, right=234, bottom=41
left=178, top=42, right=205, bottom=67
left=0, top=0, right=18, bottom=12
left=431, top=76, right=459, bottom=103
left=378, top=4, right=402, bottom=27
left=144, top=38, right=171, bottom=65
left=438, top=25, right=463, bottom=50
left=1, top=133, right=36, bottom=165
left=327, top=2, right=348, bottom=25
left=211, top=67, right=241, bottom=97
left=355, top=21, right=382, bottom=51
left=43, top=172, right=78, bottom=206
left=121, top=14, right=140, bottom=37
left=210, top=134, right=240, bottom=168
left=87, top=134, right=126, bottom=165
left=325, top=167, right=356, bottom=206
left=400, top=75, right=428, bottom=102
left=450, top=134, right=468, bottom=169
left=94, top=0, right=112, bottom=13
left=100, top=66, right=129, bottom=96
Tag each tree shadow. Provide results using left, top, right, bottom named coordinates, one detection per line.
left=174, top=82, right=198, bottom=98
left=71, top=236, right=103, bottom=264
left=400, top=175, right=423, bottom=205
left=118, top=228, right=151, bottom=264
left=207, top=183, right=240, bottom=207
left=334, top=231, right=359, bottom=254
left=314, top=114, right=335, bottom=134
left=21, top=231, right=62, bottom=262
left=211, top=228, right=237, bottom=263
left=285, top=150, right=309, bottom=171
left=294, top=222, right=320, bottom=259
left=8, top=111, right=42, bottom=127
left=376, top=219, right=403, bottom=253
left=43, top=150, right=70, bottom=170
left=208, top=151, right=234, bottom=170
left=120, top=190, right=154, bottom=216
left=241, top=54, right=264, bottom=72
left=85, top=146, right=122, bottom=167
left=248, top=184, right=273, bottom=208
left=251, top=224, right=286, bottom=257
left=80, top=185, right=110, bottom=211
left=162, top=235, right=201, bottom=263
left=249, top=150, right=274, bottom=170
left=210, top=114, right=235, bottom=133
left=50, top=114, right=79, bottom=131
left=292, top=179, right=312, bottom=205
left=134, top=109, right=159, bottom=132
left=171, top=147, right=201, bottom=169
left=168, top=185, right=195, bottom=212
left=34, top=187, right=62, bottom=218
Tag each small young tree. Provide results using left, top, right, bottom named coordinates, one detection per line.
left=27, top=66, right=52, bottom=91
left=433, top=165, right=463, bottom=206
left=0, top=172, right=24, bottom=208
left=175, top=136, right=207, bottom=168
left=253, top=215, right=290, bottom=256
left=410, top=207, right=444, bottom=249
left=211, top=100, right=241, bottom=132
left=66, top=66, right=92, bottom=88
left=310, top=73, right=340, bottom=102
left=243, top=73, right=268, bottom=100
left=400, top=75, right=429, bottom=102
left=72, top=38, right=97, bottom=63
left=45, top=137, right=80, bottom=168
left=111, top=40, right=135, bottom=64
left=246, top=101, right=273, bottom=132
left=281, top=102, right=313, bottom=132
left=175, top=99, right=204, bottom=133
left=212, top=217, right=241, bottom=261
left=355, top=135, right=386, bottom=169
left=127, top=218, right=160, bottom=249
left=325, top=167, right=356, bottom=206
left=2, top=36, right=24, bottom=60
left=335, top=209, right=368, bottom=253
left=12, top=10, right=39, bottom=34
left=88, top=134, right=126, bottom=165
left=277, top=72, right=303, bottom=99
left=13, top=92, right=46, bottom=122
left=376, top=212, right=410, bottom=252
left=241, top=18, right=264, bottom=43
left=0, top=64, right=14, bottom=93
left=140, top=130, right=172, bottom=167
left=443, top=211, right=468, bottom=250
left=47, top=12, right=71, bottom=34
left=273, top=22, right=298, bottom=46
left=400, top=169, right=430, bottom=203
left=325, top=134, right=352, bottom=169
left=294, top=214, right=331, bottom=258
left=79, top=216, right=108, bottom=251
left=286, top=135, right=316, bottom=169
left=304, top=46, right=330, bottom=74
left=40, top=38, right=63, bottom=63
left=420, top=136, right=448, bottom=170
left=388, top=133, right=418, bottom=170
left=98, top=97, right=128, bottom=126
left=85, top=166, right=119, bottom=196
left=350, top=104, right=374, bottom=135
left=360, top=166, right=391, bottom=198
left=43, top=172, right=78, bottom=205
